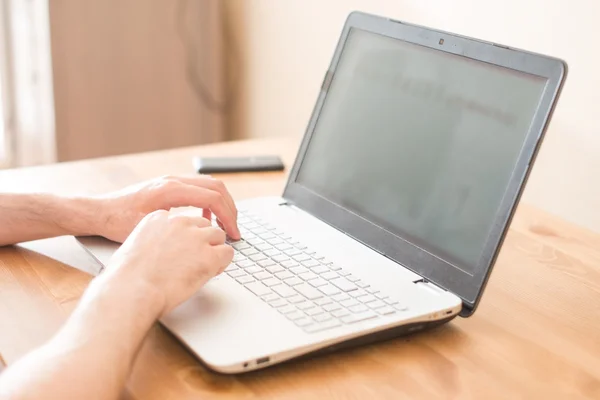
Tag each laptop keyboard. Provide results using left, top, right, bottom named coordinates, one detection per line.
left=225, top=210, right=408, bottom=334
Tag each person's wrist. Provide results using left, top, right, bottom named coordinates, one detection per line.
left=43, top=194, right=104, bottom=237
left=93, top=265, right=166, bottom=324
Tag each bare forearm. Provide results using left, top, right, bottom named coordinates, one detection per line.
left=0, top=269, right=163, bottom=400
left=0, top=193, right=103, bottom=246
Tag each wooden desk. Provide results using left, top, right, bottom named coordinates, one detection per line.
left=1, top=137, right=599, bottom=399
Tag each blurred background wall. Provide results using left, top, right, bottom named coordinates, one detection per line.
left=1, top=0, right=599, bottom=232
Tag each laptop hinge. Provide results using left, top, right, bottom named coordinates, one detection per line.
left=413, top=278, right=449, bottom=294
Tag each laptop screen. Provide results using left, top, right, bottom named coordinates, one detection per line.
left=295, top=28, right=547, bottom=275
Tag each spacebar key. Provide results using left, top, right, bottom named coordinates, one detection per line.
left=330, top=277, right=358, bottom=292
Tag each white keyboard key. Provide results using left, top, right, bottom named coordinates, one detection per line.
left=225, top=264, right=239, bottom=272
left=237, top=275, right=255, bottom=284
left=290, top=266, right=309, bottom=275
left=367, top=287, right=379, bottom=294
left=258, top=259, right=276, bottom=268
left=262, top=293, right=280, bottom=302
left=313, top=313, right=333, bottom=323
left=332, top=308, right=350, bottom=318
left=268, top=238, right=284, bottom=245
left=384, top=298, right=398, bottom=305
left=276, top=243, right=293, bottom=251
left=394, top=304, right=409, bottom=311
left=286, top=311, right=306, bottom=321
left=263, top=277, right=282, bottom=287
left=259, top=232, right=275, bottom=240
left=329, top=264, right=342, bottom=271
left=338, top=270, right=352, bottom=277
left=246, top=238, right=264, bottom=246
left=322, top=269, right=339, bottom=281
left=331, top=277, right=358, bottom=292
left=232, top=242, right=251, bottom=251
left=356, top=281, right=370, bottom=289
left=255, top=243, right=272, bottom=251
left=309, top=278, right=328, bottom=287
left=323, top=303, right=342, bottom=312
left=237, top=260, right=255, bottom=268
left=312, top=265, right=330, bottom=274
left=341, top=310, right=377, bottom=324
left=244, top=281, right=272, bottom=297
left=249, top=253, right=267, bottom=262
left=246, top=266, right=263, bottom=274
left=254, top=271, right=272, bottom=281
left=340, top=298, right=359, bottom=308
left=300, top=272, right=318, bottom=282
left=294, top=254, right=311, bottom=262
left=295, top=317, right=314, bottom=327
left=294, top=283, right=324, bottom=300
left=367, top=300, right=387, bottom=309
left=319, top=284, right=341, bottom=296
left=377, top=306, right=396, bottom=315
left=284, top=248, right=302, bottom=257
left=233, top=254, right=246, bottom=262
left=332, top=292, right=350, bottom=302
left=273, top=254, right=290, bottom=263
left=350, top=289, right=368, bottom=298
left=269, top=298, right=288, bottom=308
left=304, top=319, right=341, bottom=333
left=376, top=293, right=388, bottom=300
left=358, top=294, right=377, bottom=303
left=314, top=297, right=333, bottom=306
left=264, top=249, right=280, bottom=257
left=305, top=307, right=324, bottom=316
left=346, top=275, right=361, bottom=283
left=282, top=256, right=298, bottom=268
left=348, top=304, right=368, bottom=313
left=297, top=301, right=315, bottom=310
left=284, top=277, right=303, bottom=286
left=275, top=271, right=294, bottom=280
left=228, top=269, right=246, bottom=278
left=266, top=265, right=285, bottom=274
left=287, top=295, right=305, bottom=304
left=241, top=247, right=259, bottom=256
left=302, top=259, right=320, bottom=268
left=273, top=285, right=297, bottom=298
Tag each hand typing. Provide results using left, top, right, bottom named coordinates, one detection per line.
left=92, top=175, right=240, bottom=243
left=105, top=209, right=234, bottom=316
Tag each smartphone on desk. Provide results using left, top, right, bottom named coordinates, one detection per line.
left=193, top=155, right=285, bottom=174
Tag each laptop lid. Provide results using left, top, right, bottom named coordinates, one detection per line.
left=282, top=11, right=567, bottom=316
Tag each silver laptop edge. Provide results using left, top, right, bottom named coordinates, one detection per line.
left=77, top=11, right=566, bottom=373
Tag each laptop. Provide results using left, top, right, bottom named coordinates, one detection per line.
left=78, top=11, right=567, bottom=373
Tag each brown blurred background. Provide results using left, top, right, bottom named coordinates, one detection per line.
left=0, top=0, right=599, bottom=231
